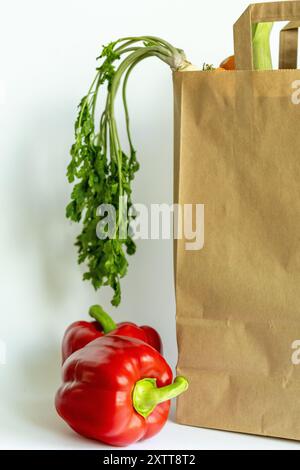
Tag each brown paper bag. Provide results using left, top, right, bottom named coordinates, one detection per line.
left=174, top=1, right=300, bottom=441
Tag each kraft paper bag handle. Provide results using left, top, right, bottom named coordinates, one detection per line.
left=279, top=21, right=299, bottom=69
left=234, top=1, right=300, bottom=70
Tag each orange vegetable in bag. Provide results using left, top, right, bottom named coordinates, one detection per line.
left=220, top=55, right=235, bottom=70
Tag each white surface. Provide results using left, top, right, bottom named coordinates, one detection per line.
left=1, top=402, right=300, bottom=451
left=0, top=0, right=299, bottom=450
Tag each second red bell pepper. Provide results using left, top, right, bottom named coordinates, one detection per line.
left=62, top=305, right=162, bottom=362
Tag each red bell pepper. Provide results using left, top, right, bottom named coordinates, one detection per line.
left=62, top=305, right=162, bottom=362
left=55, top=335, right=188, bottom=447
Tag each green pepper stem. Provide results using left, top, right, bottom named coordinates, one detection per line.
left=89, top=305, right=117, bottom=334
left=133, top=376, right=189, bottom=419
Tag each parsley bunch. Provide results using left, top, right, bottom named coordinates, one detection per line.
left=66, top=37, right=188, bottom=306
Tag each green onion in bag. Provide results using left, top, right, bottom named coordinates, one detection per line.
left=252, top=22, right=274, bottom=70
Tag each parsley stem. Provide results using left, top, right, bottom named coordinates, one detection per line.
left=78, top=71, right=100, bottom=130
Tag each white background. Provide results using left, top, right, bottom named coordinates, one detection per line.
left=0, top=0, right=299, bottom=450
